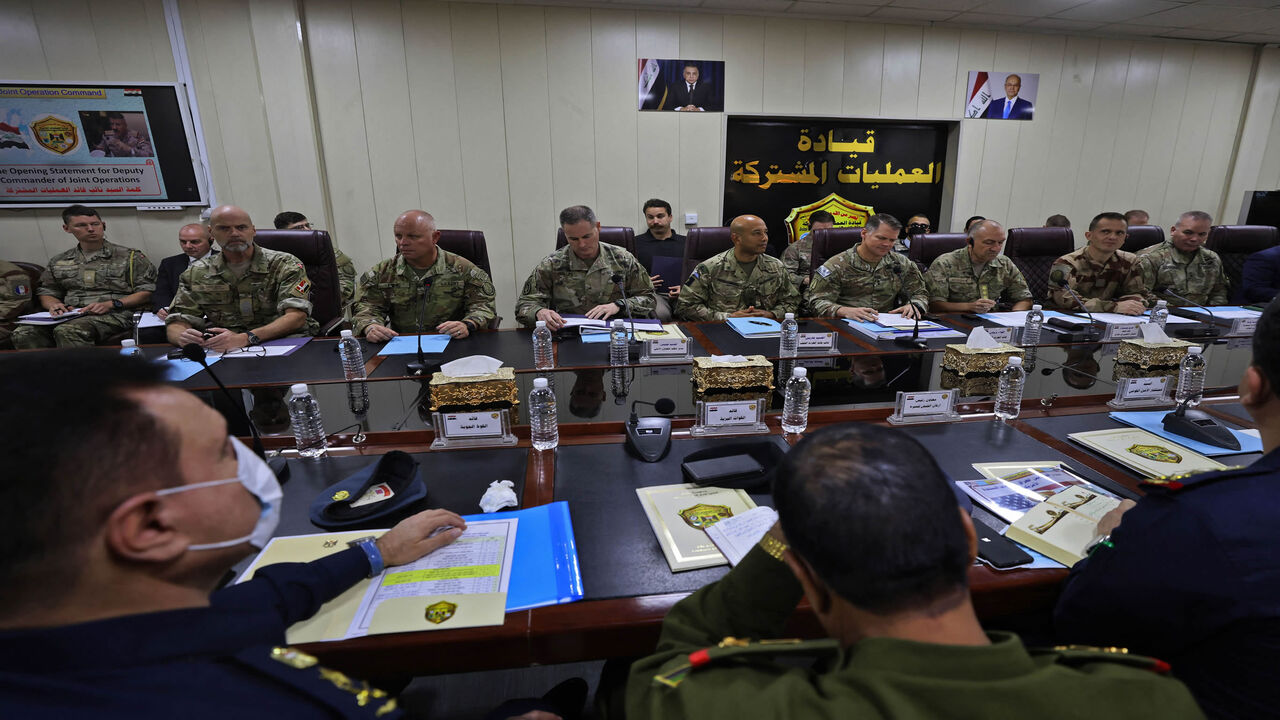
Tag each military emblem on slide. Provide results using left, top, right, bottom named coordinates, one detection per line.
left=1127, top=444, right=1183, bottom=464
left=31, top=115, right=78, bottom=155
left=783, top=192, right=875, bottom=245
left=425, top=601, right=457, bottom=625
left=678, top=503, right=734, bottom=530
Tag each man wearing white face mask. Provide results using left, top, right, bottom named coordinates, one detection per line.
left=0, top=351, right=468, bottom=719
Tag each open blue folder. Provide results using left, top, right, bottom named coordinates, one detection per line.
left=377, top=334, right=451, bottom=356
left=465, top=501, right=583, bottom=612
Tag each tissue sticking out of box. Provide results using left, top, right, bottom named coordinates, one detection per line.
left=709, top=354, right=749, bottom=363
left=965, top=326, right=1001, bottom=349
left=1139, top=322, right=1172, bottom=343
left=441, top=355, right=503, bottom=377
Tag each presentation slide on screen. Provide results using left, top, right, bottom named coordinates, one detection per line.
left=0, top=86, right=169, bottom=201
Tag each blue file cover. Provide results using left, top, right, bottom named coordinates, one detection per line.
left=377, top=334, right=451, bottom=356
left=725, top=316, right=781, bottom=338
left=465, top=501, right=584, bottom=612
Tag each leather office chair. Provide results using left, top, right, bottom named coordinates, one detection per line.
left=1004, top=227, right=1074, bottom=305
left=1122, top=225, right=1165, bottom=254
left=908, top=233, right=968, bottom=270
left=1206, top=225, right=1280, bottom=303
left=555, top=226, right=636, bottom=256
left=436, top=229, right=500, bottom=329
left=680, top=226, right=734, bottom=280
left=254, top=229, right=344, bottom=335
left=807, top=228, right=863, bottom=277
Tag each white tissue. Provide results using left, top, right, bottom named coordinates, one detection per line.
left=441, top=355, right=503, bottom=377
left=1139, top=322, right=1172, bottom=343
left=965, top=326, right=1001, bottom=349
left=479, top=480, right=518, bottom=513
left=710, top=354, right=749, bottom=362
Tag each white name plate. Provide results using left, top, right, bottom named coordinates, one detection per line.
left=646, top=337, right=690, bottom=356
left=443, top=411, right=503, bottom=438
left=1232, top=317, right=1258, bottom=336
left=796, top=332, right=836, bottom=350
left=1107, top=376, right=1173, bottom=409
left=704, top=400, right=759, bottom=426
left=983, top=326, right=1014, bottom=343
left=886, top=390, right=960, bottom=425
left=1103, top=323, right=1141, bottom=341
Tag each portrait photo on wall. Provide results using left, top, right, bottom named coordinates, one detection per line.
left=638, top=59, right=725, bottom=112
left=964, top=71, right=1039, bottom=121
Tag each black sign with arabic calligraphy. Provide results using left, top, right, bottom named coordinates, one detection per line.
left=724, top=116, right=953, bottom=255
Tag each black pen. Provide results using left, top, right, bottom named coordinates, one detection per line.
left=747, top=319, right=772, bottom=326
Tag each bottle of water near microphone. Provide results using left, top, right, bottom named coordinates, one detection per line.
left=288, top=383, right=328, bottom=458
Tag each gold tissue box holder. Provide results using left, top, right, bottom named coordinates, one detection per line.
left=691, top=355, right=775, bottom=394
left=429, top=367, right=520, bottom=411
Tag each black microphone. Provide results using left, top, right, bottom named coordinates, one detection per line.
left=1049, top=273, right=1102, bottom=341
left=182, top=343, right=266, bottom=459
left=893, top=314, right=927, bottom=349
left=1154, top=287, right=1221, bottom=339
left=629, top=397, right=676, bottom=425
left=610, top=272, right=639, bottom=347
left=626, top=396, right=675, bottom=462
left=407, top=277, right=434, bottom=376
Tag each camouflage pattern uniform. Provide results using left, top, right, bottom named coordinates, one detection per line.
left=676, top=249, right=801, bottom=321
left=780, top=235, right=814, bottom=288
left=11, top=241, right=157, bottom=348
left=807, top=245, right=928, bottom=317
left=1136, top=241, right=1228, bottom=307
left=334, top=248, right=357, bottom=308
left=166, top=245, right=318, bottom=336
left=351, top=250, right=496, bottom=335
left=515, top=243, right=656, bottom=327
left=925, top=247, right=1032, bottom=306
left=1047, top=247, right=1147, bottom=313
left=0, top=261, right=34, bottom=348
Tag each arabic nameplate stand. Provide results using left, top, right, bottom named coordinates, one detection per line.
left=688, top=356, right=773, bottom=437
left=640, top=336, right=693, bottom=364
left=886, top=390, right=963, bottom=426
left=430, top=408, right=518, bottom=450
left=1106, top=376, right=1175, bottom=410
left=690, top=393, right=770, bottom=437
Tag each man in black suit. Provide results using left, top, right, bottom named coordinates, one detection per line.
left=983, top=74, right=1033, bottom=120
left=153, top=223, right=215, bottom=319
left=670, top=62, right=714, bottom=112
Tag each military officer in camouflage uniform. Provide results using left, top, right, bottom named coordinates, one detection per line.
left=11, top=205, right=157, bottom=349
left=807, top=213, right=928, bottom=320
left=273, top=211, right=358, bottom=309
left=677, top=215, right=801, bottom=321
left=166, top=205, right=317, bottom=350
left=1047, top=212, right=1147, bottom=314
left=352, top=210, right=496, bottom=342
left=621, top=423, right=1204, bottom=720
left=1136, top=210, right=1228, bottom=307
left=515, top=205, right=656, bottom=329
left=0, top=260, right=34, bottom=348
left=780, top=210, right=834, bottom=289
left=926, top=219, right=1033, bottom=313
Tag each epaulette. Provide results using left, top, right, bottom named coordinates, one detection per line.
left=1033, top=644, right=1171, bottom=675
left=652, top=636, right=840, bottom=688
left=1140, top=465, right=1247, bottom=493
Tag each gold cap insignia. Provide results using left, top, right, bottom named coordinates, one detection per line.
left=270, top=646, right=318, bottom=669
left=332, top=490, right=351, bottom=501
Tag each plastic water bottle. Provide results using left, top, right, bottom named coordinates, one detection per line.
left=1176, top=346, right=1206, bottom=407
left=529, top=377, right=559, bottom=450
left=1022, top=305, right=1044, bottom=347
left=120, top=339, right=140, bottom=357
left=994, top=356, right=1026, bottom=421
left=781, top=366, right=811, bottom=433
left=533, top=320, right=554, bottom=370
left=288, top=383, right=328, bottom=458
left=1151, top=300, right=1169, bottom=329
left=338, top=329, right=369, bottom=415
left=780, top=312, right=799, bottom=357
left=610, top=319, right=629, bottom=366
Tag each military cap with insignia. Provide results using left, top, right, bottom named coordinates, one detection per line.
left=310, top=450, right=427, bottom=529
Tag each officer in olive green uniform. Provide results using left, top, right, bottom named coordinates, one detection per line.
left=352, top=251, right=496, bottom=337
left=677, top=249, right=800, bottom=321
left=779, top=212, right=835, bottom=289
left=1047, top=212, right=1148, bottom=314
left=807, top=247, right=928, bottom=317
left=12, top=207, right=157, bottom=349
left=1136, top=212, right=1228, bottom=307
left=926, top=220, right=1033, bottom=313
left=620, top=423, right=1204, bottom=720
left=516, top=207, right=656, bottom=328
left=0, top=261, right=34, bottom=348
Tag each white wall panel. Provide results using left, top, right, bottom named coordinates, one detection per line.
left=545, top=6, right=597, bottom=218
left=590, top=9, right=640, bottom=228
left=841, top=22, right=884, bottom=117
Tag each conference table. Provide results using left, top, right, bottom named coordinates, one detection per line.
left=48, top=313, right=1267, bottom=679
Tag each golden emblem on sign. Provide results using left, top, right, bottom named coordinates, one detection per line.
left=425, top=600, right=457, bottom=624
left=31, top=115, right=78, bottom=155
left=332, top=490, right=351, bottom=501
left=1127, top=444, right=1183, bottom=464
left=783, top=192, right=874, bottom=244
left=678, top=503, right=734, bottom=530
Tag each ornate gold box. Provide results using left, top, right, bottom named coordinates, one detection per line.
left=940, top=369, right=999, bottom=397
left=428, top=367, right=520, bottom=411
left=691, top=355, right=774, bottom=394
left=1116, top=338, right=1193, bottom=370
left=941, top=343, right=1025, bottom=377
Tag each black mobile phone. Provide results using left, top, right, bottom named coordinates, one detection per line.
left=974, top=520, right=1033, bottom=569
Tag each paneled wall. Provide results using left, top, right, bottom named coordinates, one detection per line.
left=0, top=0, right=1264, bottom=326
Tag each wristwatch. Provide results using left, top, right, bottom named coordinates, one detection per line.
left=111, top=299, right=124, bottom=310
left=245, top=331, right=262, bottom=346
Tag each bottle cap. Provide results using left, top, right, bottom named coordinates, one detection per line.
left=291, top=383, right=310, bottom=395
left=784, top=312, right=795, bottom=320
left=1008, top=356, right=1022, bottom=366
left=340, top=329, right=353, bottom=337
left=1189, top=346, right=1202, bottom=355
left=1156, top=300, right=1167, bottom=308
left=792, top=366, right=807, bottom=378
left=1031, top=304, right=1042, bottom=311
left=612, top=319, right=625, bottom=328
left=121, top=339, right=136, bottom=348
left=535, top=320, right=546, bottom=328
left=533, top=377, right=548, bottom=389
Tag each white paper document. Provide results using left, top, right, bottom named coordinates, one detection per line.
left=17, top=309, right=85, bottom=325
left=704, top=506, right=779, bottom=567
left=216, top=345, right=299, bottom=359
left=1087, top=312, right=1194, bottom=325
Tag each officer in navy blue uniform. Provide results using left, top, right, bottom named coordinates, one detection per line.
left=0, top=351, right=468, bottom=719
left=1055, top=297, right=1280, bottom=720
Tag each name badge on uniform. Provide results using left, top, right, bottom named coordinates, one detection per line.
left=83, top=269, right=96, bottom=285
left=240, top=298, right=254, bottom=317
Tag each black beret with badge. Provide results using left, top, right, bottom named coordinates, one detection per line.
left=309, top=451, right=426, bottom=529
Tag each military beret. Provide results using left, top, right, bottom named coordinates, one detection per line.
left=309, top=451, right=426, bottom=529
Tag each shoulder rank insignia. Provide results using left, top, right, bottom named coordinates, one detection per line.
left=678, top=503, right=734, bottom=529
left=653, top=637, right=829, bottom=688
left=1142, top=465, right=1245, bottom=492
left=1042, top=645, right=1171, bottom=674
left=270, top=646, right=318, bottom=669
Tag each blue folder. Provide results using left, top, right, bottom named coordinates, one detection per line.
left=464, top=501, right=583, bottom=612
left=1108, top=411, right=1263, bottom=457
left=726, top=316, right=781, bottom=337
left=377, top=334, right=451, bottom=356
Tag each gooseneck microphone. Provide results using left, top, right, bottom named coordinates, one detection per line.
left=182, top=343, right=266, bottom=458
left=1049, top=273, right=1102, bottom=342
left=1154, top=286, right=1221, bottom=339
left=407, top=277, right=434, bottom=376
left=610, top=272, right=639, bottom=345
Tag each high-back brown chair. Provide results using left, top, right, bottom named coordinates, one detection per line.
left=1206, top=225, right=1280, bottom=304
left=807, top=228, right=863, bottom=277
left=555, top=226, right=635, bottom=256
left=1123, top=225, right=1165, bottom=254
left=435, top=229, right=500, bottom=329
left=681, top=226, right=734, bottom=281
left=253, top=229, right=344, bottom=335
left=908, top=233, right=969, bottom=270
left=1004, top=227, right=1074, bottom=305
